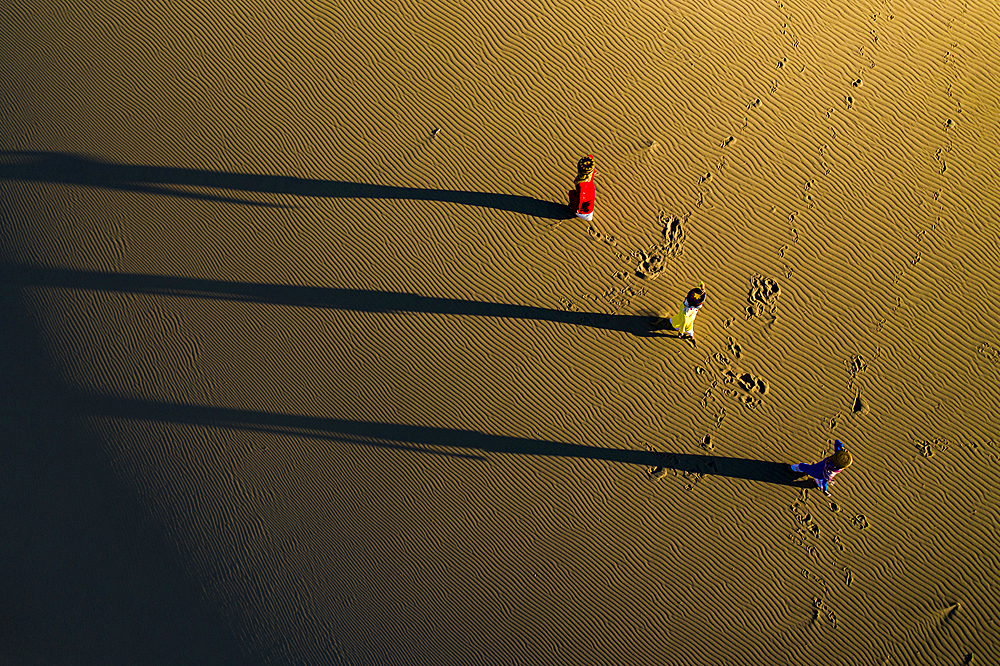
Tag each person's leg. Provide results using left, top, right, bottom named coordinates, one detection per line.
left=796, top=460, right=826, bottom=479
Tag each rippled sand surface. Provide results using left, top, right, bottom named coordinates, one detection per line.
left=2, top=0, right=999, bottom=663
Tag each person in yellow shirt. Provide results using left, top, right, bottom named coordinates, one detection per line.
left=651, top=282, right=706, bottom=338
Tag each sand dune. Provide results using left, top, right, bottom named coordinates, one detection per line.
left=2, top=0, right=999, bottom=663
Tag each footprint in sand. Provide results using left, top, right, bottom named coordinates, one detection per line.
left=741, top=373, right=769, bottom=405
left=917, top=437, right=951, bottom=458
left=557, top=297, right=581, bottom=313
left=792, top=504, right=821, bottom=538
left=664, top=214, right=686, bottom=253
left=588, top=224, right=638, bottom=264
left=633, top=139, right=662, bottom=163
left=848, top=354, right=867, bottom=388
left=811, top=597, right=839, bottom=628
left=648, top=466, right=669, bottom=480
left=722, top=368, right=769, bottom=409
left=635, top=214, right=687, bottom=279
left=727, top=336, right=742, bottom=360
left=977, top=342, right=1000, bottom=366
left=635, top=248, right=667, bottom=280
left=747, top=273, right=780, bottom=320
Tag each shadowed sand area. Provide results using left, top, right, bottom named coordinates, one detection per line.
left=2, top=0, right=1000, bottom=663
left=0, top=283, right=244, bottom=665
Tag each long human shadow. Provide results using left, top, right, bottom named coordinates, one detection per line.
left=0, top=151, right=574, bottom=219
left=85, top=395, right=811, bottom=488
left=10, top=265, right=660, bottom=336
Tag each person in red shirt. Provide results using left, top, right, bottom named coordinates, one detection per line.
left=571, top=155, right=595, bottom=221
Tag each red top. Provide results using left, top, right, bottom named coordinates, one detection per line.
left=576, top=181, right=595, bottom=214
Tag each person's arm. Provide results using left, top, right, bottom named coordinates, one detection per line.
left=834, top=439, right=845, bottom=452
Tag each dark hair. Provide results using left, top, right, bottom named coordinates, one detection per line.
left=686, top=289, right=706, bottom=307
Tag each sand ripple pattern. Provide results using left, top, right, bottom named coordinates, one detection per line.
left=2, top=0, right=1000, bottom=663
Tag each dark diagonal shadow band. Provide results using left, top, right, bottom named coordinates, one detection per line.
left=8, top=265, right=658, bottom=335
left=84, top=395, right=808, bottom=487
left=0, top=151, right=573, bottom=219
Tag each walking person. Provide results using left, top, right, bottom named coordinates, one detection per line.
left=790, top=439, right=853, bottom=496
left=651, top=282, right=706, bottom=338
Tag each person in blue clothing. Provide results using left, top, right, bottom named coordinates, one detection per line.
left=790, top=439, right=853, bottom=496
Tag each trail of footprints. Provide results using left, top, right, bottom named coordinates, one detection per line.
left=587, top=212, right=687, bottom=281
left=827, top=349, right=877, bottom=436
left=653, top=274, right=883, bottom=624
left=787, top=488, right=871, bottom=627
left=654, top=2, right=983, bottom=632
left=690, top=275, right=781, bottom=430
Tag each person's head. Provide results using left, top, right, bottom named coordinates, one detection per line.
left=829, top=448, right=853, bottom=471
left=686, top=281, right=706, bottom=307
left=578, top=155, right=594, bottom=173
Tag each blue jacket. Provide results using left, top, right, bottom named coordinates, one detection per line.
left=797, top=440, right=847, bottom=492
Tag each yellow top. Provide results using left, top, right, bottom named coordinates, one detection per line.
left=670, top=282, right=706, bottom=333
left=670, top=303, right=701, bottom=333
